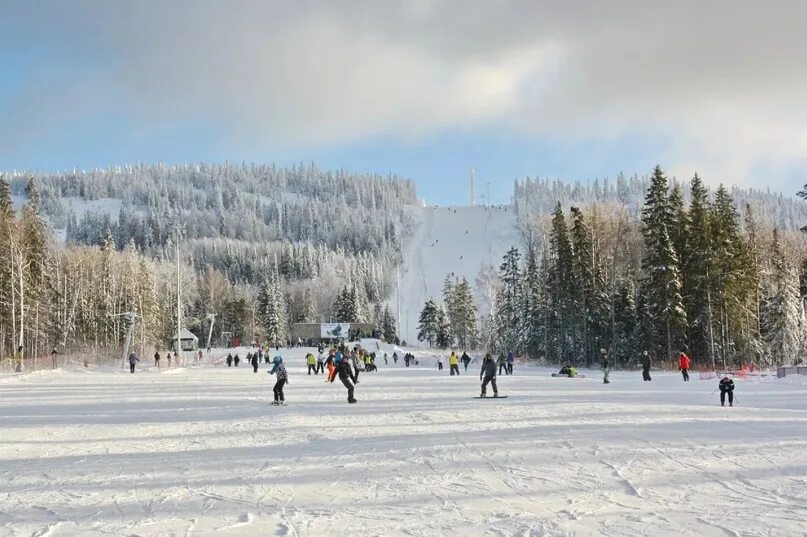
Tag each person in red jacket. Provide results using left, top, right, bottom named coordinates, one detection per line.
left=678, top=352, right=691, bottom=381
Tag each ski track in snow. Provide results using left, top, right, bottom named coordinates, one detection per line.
left=1, top=347, right=807, bottom=536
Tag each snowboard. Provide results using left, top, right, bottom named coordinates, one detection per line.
left=551, top=373, right=586, bottom=378
left=473, top=395, right=509, bottom=399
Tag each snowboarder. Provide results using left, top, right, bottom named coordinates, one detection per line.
left=268, top=356, right=288, bottom=405
left=154, top=351, right=161, bottom=368
left=449, top=352, right=460, bottom=375
left=128, top=352, right=139, bottom=374
left=437, top=354, right=444, bottom=371
left=316, top=351, right=325, bottom=374
left=679, top=352, right=691, bottom=381
left=480, top=353, right=498, bottom=397
left=600, top=348, right=610, bottom=384
left=234, top=354, right=240, bottom=367
left=226, top=353, right=233, bottom=367
left=558, top=365, right=577, bottom=378
left=333, top=351, right=358, bottom=403
left=251, top=352, right=259, bottom=373
left=719, top=376, right=735, bottom=407
left=306, top=353, right=317, bottom=375
left=641, top=351, right=652, bottom=381
left=461, top=351, right=471, bottom=371
left=497, top=353, right=507, bottom=375
left=506, top=352, right=514, bottom=375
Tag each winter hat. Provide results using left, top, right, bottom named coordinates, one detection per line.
left=273, top=355, right=283, bottom=364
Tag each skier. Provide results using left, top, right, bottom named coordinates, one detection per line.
left=154, top=350, right=161, bottom=368
left=506, top=352, right=514, bottom=375
left=641, top=351, right=652, bottom=381
left=718, top=376, right=735, bottom=407
left=437, top=354, right=444, bottom=371
left=226, top=353, right=233, bottom=367
left=268, top=356, right=288, bottom=405
left=497, top=353, right=507, bottom=375
left=449, top=351, right=460, bottom=375
left=480, top=353, right=498, bottom=397
left=678, top=352, right=691, bottom=381
left=333, top=350, right=358, bottom=403
left=600, top=348, right=610, bottom=384
left=461, top=351, right=471, bottom=371
left=316, top=351, right=325, bottom=374
left=128, top=352, right=139, bottom=374
left=251, top=352, right=259, bottom=373
left=306, top=353, right=317, bottom=375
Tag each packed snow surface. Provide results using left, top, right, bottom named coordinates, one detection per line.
left=397, top=205, right=518, bottom=343
left=2, top=346, right=807, bottom=536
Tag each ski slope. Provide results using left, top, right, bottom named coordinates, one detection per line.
left=397, top=205, right=519, bottom=344
left=2, top=346, right=806, bottom=537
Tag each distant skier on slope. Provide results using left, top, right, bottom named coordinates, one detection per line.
left=641, top=351, right=652, bottom=381
left=268, top=356, right=288, bottom=405
left=128, top=352, right=139, bottom=374
left=461, top=351, right=471, bottom=371
left=480, top=353, right=498, bottom=397
left=678, top=352, right=691, bottom=381
left=600, top=348, right=610, bottom=384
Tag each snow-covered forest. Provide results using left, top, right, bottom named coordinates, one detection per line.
left=2, top=162, right=806, bottom=370
left=0, top=164, right=417, bottom=366
left=419, top=168, right=807, bottom=369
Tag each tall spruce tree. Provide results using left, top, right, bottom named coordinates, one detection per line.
left=682, top=174, right=713, bottom=363
left=495, top=247, right=521, bottom=354
left=547, top=203, right=576, bottom=363
left=417, top=298, right=440, bottom=347
left=764, top=229, right=802, bottom=365
left=640, top=166, right=687, bottom=361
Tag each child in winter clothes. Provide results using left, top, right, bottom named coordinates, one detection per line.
left=268, top=356, right=288, bottom=405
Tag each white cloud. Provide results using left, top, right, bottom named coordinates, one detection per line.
left=4, top=0, right=807, bottom=190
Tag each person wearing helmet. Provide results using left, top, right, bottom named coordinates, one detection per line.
left=640, top=351, right=652, bottom=381
left=333, top=351, right=358, bottom=403
left=600, top=348, right=610, bottom=384
left=268, top=355, right=288, bottom=405
left=719, top=376, right=735, bottom=406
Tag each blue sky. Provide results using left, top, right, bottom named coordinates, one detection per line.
left=2, top=1, right=805, bottom=205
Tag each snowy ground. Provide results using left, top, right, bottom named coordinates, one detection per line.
left=2, top=347, right=807, bottom=536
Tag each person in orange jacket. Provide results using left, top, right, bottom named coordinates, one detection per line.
left=678, top=352, right=691, bottom=381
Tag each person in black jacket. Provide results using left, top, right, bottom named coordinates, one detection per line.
left=226, top=353, right=233, bottom=367
left=480, top=353, right=498, bottom=397
left=251, top=353, right=259, bottom=373
left=640, top=351, right=652, bottom=381
left=719, top=376, right=735, bottom=407
left=335, top=356, right=358, bottom=403
left=461, top=351, right=471, bottom=371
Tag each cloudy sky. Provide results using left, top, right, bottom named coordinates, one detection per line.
left=2, top=0, right=805, bottom=204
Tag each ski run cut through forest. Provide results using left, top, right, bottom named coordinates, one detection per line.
left=2, top=345, right=807, bottom=537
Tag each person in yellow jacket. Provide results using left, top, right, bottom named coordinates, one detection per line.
left=306, top=353, right=317, bottom=375
left=449, top=351, right=460, bottom=376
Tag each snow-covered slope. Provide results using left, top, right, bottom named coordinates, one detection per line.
left=396, top=205, right=519, bottom=344
left=2, top=352, right=806, bottom=536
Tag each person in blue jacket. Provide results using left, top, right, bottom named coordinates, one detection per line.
left=268, top=356, right=288, bottom=405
